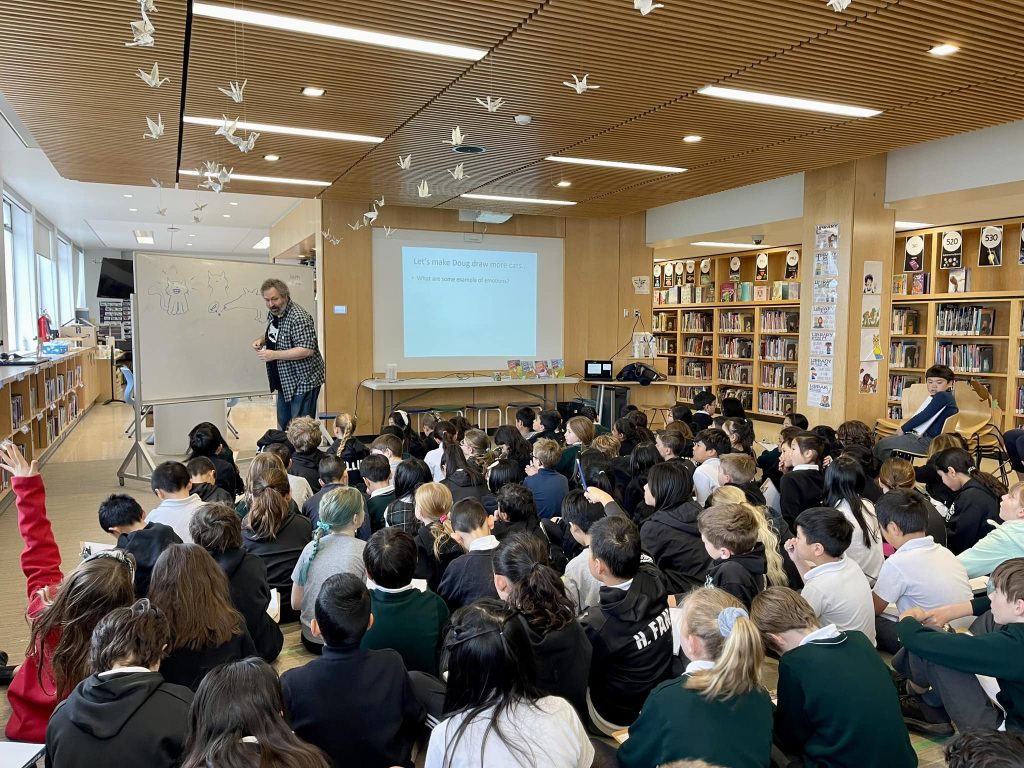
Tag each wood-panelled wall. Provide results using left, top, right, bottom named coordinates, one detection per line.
left=319, top=203, right=652, bottom=426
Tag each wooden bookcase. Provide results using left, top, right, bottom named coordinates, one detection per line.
left=886, top=219, right=1024, bottom=430
left=0, top=348, right=99, bottom=508
left=652, top=247, right=801, bottom=420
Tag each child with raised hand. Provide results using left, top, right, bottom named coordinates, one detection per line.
left=824, top=455, right=883, bottom=585
left=931, top=446, right=1005, bottom=554
left=291, top=486, right=367, bottom=653
left=779, top=431, right=825, bottom=529
left=98, top=492, right=181, bottom=597
left=182, top=658, right=330, bottom=768
left=493, top=532, right=592, bottom=719
left=785, top=507, right=876, bottom=644
left=1, top=442, right=136, bottom=742
left=895, top=558, right=1024, bottom=735
left=751, top=587, right=917, bottom=768
left=425, top=599, right=595, bottom=768
left=957, top=480, right=1024, bottom=577
left=412, top=482, right=461, bottom=592
left=699, top=502, right=785, bottom=608
left=618, top=588, right=773, bottom=768
left=45, top=599, right=193, bottom=768
left=362, top=528, right=449, bottom=676
left=437, top=499, right=500, bottom=611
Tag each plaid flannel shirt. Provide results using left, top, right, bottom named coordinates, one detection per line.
left=265, top=300, right=325, bottom=400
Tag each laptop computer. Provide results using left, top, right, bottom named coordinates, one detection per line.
left=584, top=359, right=614, bottom=381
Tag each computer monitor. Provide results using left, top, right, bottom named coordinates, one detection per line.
left=584, top=360, right=613, bottom=381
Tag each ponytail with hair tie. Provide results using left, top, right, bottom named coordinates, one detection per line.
left=717, top=606, right=748, bottom=638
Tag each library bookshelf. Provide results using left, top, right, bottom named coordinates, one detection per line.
left=888, top=218, right=1024, bottom=431
left=0, top=348, right=100, bottom=508
left=652, top=247, right=801, bottom=420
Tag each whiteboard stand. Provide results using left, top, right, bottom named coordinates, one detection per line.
left=117, top=295, right=156, bottom=486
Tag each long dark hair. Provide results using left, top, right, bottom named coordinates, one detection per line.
left=613, top=417, right=640, bottom=446
left=646, top=461, right=693, bottom=512
left=493, top=533, right=575, bottom=636
left=824, top=455, right=877, bottom=548
left=441, top=600, right=541, bottom=768
left=629, top=442, right=663, bottom=479
left=487, top=459, right=526, bottom=493
left=393, top=458, right=432, bottom=501
left=931, top=447, right=1007, bottom=499
left=493, top=425, right=532, bottom=470
left=724, top=418, right=755, bottom=453
left=389, top=410, right=417, bottom=454
left=181, top=657, right=329, bottom=768
left=579, top=451, right=616, bottom=496
left=442, top=442, right=484, bottom=486
left=187, top=424, right=228, bottom=460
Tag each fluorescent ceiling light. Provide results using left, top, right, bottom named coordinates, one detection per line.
left=263, top=154, right=280, bottom=161
left=698, top=85, right=881, bottom=118
left=691, top=241, right=771, bottom=249
left=895, top=221, right=931, bottom=230
left=179, top=169, right=330, bottom=187
left=193, top=3, right=487, bottom=60
left=556, top=180, right=572, bottom=188
left=461, top=193, right=576, bottom=206
left=222, top=214, right=231, bottom=218
left=253, top=236, right=270, bottom=250
left=122, top=193, right=133, bottom=198
left=929, top=43, right=959, bottom=57
left=229, top=201, right=238, bottom=206
left=545, top=156, right=686, bottom=174
left=183, top=116, right=383, bottom=144
left=128, top=208, right=138, bottom=212
left=188, top=233, right=196, bottom=237
left=133, top=229, right=154, bottom=245
left=682, top=135, right=703, bottom=143
left=301, top=86, right=326, bottom=97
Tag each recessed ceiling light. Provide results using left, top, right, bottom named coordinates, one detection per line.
left=188, top=233, right=196, bottom=237
left=133, top=229, right=154, bottom=245
left=253, top=236, right=271, bottom=250
left=229, top=201, right=238, bottom=206
left=682, top=135, right=703, bottom=143
left=301, top=86, right=326, bottom=97
left=460, top=193, right=576, bottom=206
left=222, top=214, right=231, bottom=218
left=691, top=241, right=771, bottom=249
left=186, top=243, right=193, bottom=246
left=895, top=221, right=932, bottom=230
left=183, top=116, right=384, bottom=144
left=192, top=3, right=487, bottom=60
left=928, top=43, right=959, bottom=57
left=263, top=154, right=280, bottom=162
left=179, top=169, right=331, bottom=187
left=556, top=180, right=572, bottom=188
left=698, top=85, right=881, bottom=118
left=122, top=193, right=133, bottom=198
left=545, top=156, right=686, bottom=174
left=128, top=208, right=138, bottom=212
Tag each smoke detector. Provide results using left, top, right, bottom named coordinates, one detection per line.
left=458, top=210, right=513, bottom=224
left=514, top=114, right=532, bottom=125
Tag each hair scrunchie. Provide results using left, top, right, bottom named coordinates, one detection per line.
left=717, top=606, right=749, bottom=638
left=315, top=520, right=332, bottom=534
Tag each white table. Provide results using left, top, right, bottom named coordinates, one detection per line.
left=362, top=376, right=580, bottom=424
left=0, top=742, right=44, bottom=767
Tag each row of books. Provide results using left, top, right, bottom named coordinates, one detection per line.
left=888, top=405, right=904, bottom=420
left=891, top=308, right=921, bottom=335
left=654, top=281, right=801, bottom=305
left=12, top=394, right=25, bottom=429
left=655, top=338, right=676, bottom=355
left=679, top=312, right=713, bottom=332
left=936, top=304, right=996, bottom=336
left=683, top=361, right=710, bottom=379
left=1018, top=346, right=1024, bottom=375
left=505, top=360, right=566, bottom=379
left=719, top=312, right=755, bottom=332
left=891, top=273, right=930, bottom=295
left=0, top=442, right=27, bottom=495
left=889, top=374, right=921, bottom=400
left=42, top=374, right=68, bottom=407
left=761, top=310, right=800, bottom=333
left=719, top=363, right=753, bottom=385
left=719, top=388, right=753, bottom=410
left=719, top=337, right=755, bottom=359
left=935, top=342, right=995, bottom=373
left=761, top=364, right=797, bottom=389
left=1015, top=385, right=1024, bottom=416
left=889, top=342, right=921, bottom=369
left=760, top=338, right=799, bottom=361
left=678, top=385, right=713, bottom=401
left=758, top=390, right=797, bottom=416
left=683, top=337, right=714, bottom=356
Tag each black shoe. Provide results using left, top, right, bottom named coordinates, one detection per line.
left=900, top=694, right=954, bottom=736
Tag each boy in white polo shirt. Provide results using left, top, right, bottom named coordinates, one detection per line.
left=872, top=489, right=973, bottom=653
left=785, top=507, right=876, bottom=645
left=146, top=461, right=202, bottom=544
left=692, top=428, right=730, bottom=506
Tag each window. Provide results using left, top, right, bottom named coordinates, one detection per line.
left=56, top=235, right=74, bottom=324
left=74, top=246, right=85, bottom=310
left=35, top=218, right=57, bottom=328
left=4, top=195, right=36, bottom=351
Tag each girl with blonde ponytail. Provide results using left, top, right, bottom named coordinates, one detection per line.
left=710, top=487, right=789, bottom=589
left=618, top=587, right=773, bottom=768
left=412, top=482, right=461, bottom=592
left=290, top=487, right=366, bottom=653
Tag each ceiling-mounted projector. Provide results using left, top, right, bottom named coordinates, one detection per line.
left=458, top=210, right=513, bottom=224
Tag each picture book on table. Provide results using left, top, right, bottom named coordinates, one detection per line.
left=521, top=360, right=536, bottom=379
left=550, top=358, right=565, bottom=378
left=534, top=360, right=550, bottom=379
left=506, top=359, right=523, bottom=379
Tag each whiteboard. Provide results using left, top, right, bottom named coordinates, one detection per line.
left=134, top=252, right=316, bottom=405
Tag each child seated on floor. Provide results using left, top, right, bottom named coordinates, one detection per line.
left=302, top=454, right=347, bottom=525
left=45, top=599, right=193, bottom=768
left=779, top=431, right=825, bottom=530
left=785, top=507, right=876, bottom=644
left=360, top=453, right=395, bottom=533
left=958, top=480, right=1024, bottom=578
left=362, top=528, right=449, bottom=676
left=872, top=489, right=973, bottom=654
left=437, top=498, right=500, bottom=611
left=282, top=572, right=425, bottom=768
left=185, top=457, right=233, bottom=504
left=895, top=558, right=1024, bottom=736
left=371, top=433, right=404, bottom=474
left=698, top=502, right=781, bottom=608
left=148, top=461, right=203, bottom=544
left=561, top=489, right=608, bottom=614
left=263, top=442, right=314, bottom=509
left=692, top=428, right=730, bottom=506
left=286, top=415, right=329, bottom=491
left=580, top=516, right=673, bottom=735
left=751, top=587, right=917, bottom=768
left=524, top=438, right=569, bottom=521
left=618, top=588, right=773, bottom=768
left=98, top=493, right=181, bottom=597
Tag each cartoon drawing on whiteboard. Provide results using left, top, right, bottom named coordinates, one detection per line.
left=149, top=272, right=194, bottom=315
left=208, top=271, right=229, bottom=297
left=209, top=288, right=263, bottom=320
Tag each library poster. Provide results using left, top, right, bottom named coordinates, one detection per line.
left=815, top=223, right=839, bottom=252
left=941, top=231, right=963, bottom=269
left=862, top=261, right=882, bottom=294
left=814, top=251, right=839, bottom=277
left=785, top=250, right=800, bottom=279
left=808, top=382, right=833, bottom=409
left=860, top=295, right=881, bottom=328
left=755, top=253, right=769, bottom=281
left=810, top=331, right=836, bottom=356
left=858, top=363, right=879, bottom=395
left=860, top=330, right=884, bottom=362
left=903, top=235, right=925, bottom=272
left=813, top=278, right=839, bottom=304
left=808, top=357, right=833, bottom=383
left=980, top=225, right=1003, bottom=267
left=812, top=305, right=836, bottom=330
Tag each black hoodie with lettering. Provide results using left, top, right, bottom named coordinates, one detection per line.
left=45, top=671, right=192, bottom=768
left=580, top=560, right=673, bottom=726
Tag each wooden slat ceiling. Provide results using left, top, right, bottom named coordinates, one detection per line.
left=3, top=0, right=1024, bottom=217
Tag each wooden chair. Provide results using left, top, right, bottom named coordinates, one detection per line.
left=954, top=380, right=1011, bottom=484
left=874, top=382, right=929, bottom=439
